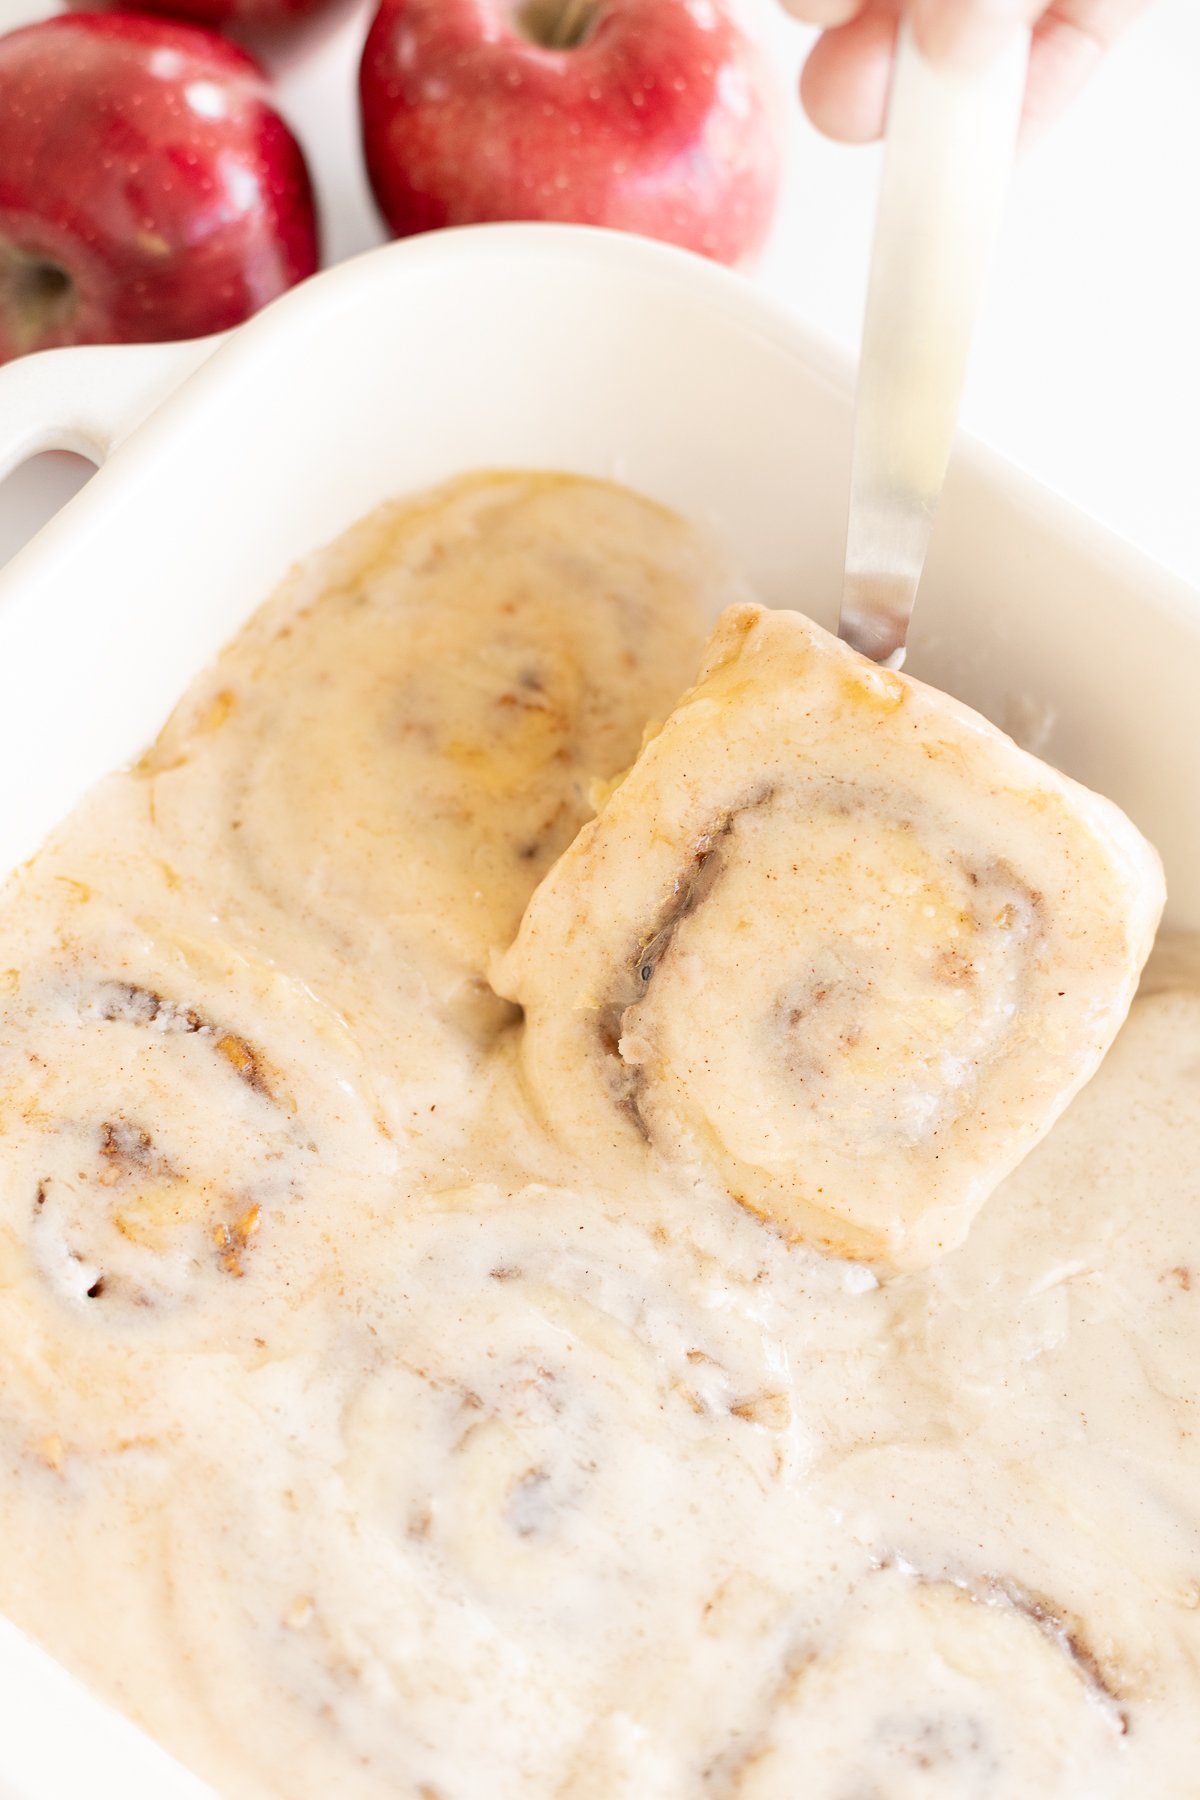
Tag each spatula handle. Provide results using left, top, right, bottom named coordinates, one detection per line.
left=839, top=19, right=1029, bottom=667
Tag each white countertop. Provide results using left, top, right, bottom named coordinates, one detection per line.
left=2, top=0, right=1197, bottom=586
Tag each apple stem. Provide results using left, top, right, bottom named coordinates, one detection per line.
left=547, top=0, right=595, bottom=47
left=518, top=0, right=598, bottom=50
left=1, top=249, right=75, bottom=354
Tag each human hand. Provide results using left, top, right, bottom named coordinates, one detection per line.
left=779, top=2, right=1150, bottom=142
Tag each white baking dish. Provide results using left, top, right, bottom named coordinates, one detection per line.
left=0, top=223, right=1196, bottom=1799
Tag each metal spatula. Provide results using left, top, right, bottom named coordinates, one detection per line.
left=838, top=19, right=1029, bottom=669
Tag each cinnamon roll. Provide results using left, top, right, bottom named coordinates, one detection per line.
left=142, top=472, right=729, bottom=1022
left=499, top=603, right=1164, bottom=1268
left=85, top=1185, right=840, bottom=1799
left=718, top=1569, right=1126, bottom=1798
left=0, top=908, right=396, bottom=1328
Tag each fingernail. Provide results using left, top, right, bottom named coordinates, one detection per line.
left=913, top=0, right=1027, bottom=72
left=778, top=0, right=862, bottom=23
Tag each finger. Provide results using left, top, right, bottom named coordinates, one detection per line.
left=776, top=0, right=865, bottom=23
left=911, top=0, right=1044, bottom=72
left=1022, top=0, right=1151, bottom=130
left=799, top=1, right=901, bottom=143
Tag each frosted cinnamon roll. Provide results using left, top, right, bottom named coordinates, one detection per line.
left=0, top=910, right=395, bottom=1325
left=142, top=472, right=729, bottom=1022
left=129, top=1186, right=831, bottom=1799
left=718, top=1568, right=1126, bottom=1798
left=498, top=604, right=1164, bottom=1268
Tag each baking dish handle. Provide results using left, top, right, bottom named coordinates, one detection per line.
left=0, top=334, right=223, bottom=479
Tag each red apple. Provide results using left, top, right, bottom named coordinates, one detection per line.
left=81, top=0, right=343, bottom=30
left=359, top=0, right=782, bottom=266
left=0, top=13, right=319, bottom=363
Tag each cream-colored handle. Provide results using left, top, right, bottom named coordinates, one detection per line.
left=839, top=20, right=1029, bottom=667
left=0, top=335, right=223, bottom=480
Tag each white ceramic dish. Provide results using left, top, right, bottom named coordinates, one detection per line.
left=0, top=223, right=1196, bottom=1799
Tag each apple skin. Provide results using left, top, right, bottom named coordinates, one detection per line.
left=0, top=13, right=319, bottom=363
left=83, top=0, right=342, bottom=30
left=359, top=0, right=782, bottom=266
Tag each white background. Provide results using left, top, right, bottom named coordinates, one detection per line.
left=1, top=0, right=1198, bottom=585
